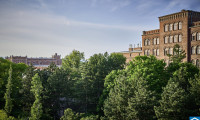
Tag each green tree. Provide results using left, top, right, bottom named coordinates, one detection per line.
left=127, top=77, right=157, bottom=120
left=103, top=76, right=131, bottom=120
left=4, top=65, right=13, bottom=115
left=62, top=50, right=84, bottom=69
left=30, top=73, right=43, bottom=120
left=46, top=68, right=73, bottom=119
left=128, top=55, right=167, bottom=94
left=189, top=71, right=200, bottom=113
left=155, top=67, right=199, bottom=120
left=154, top=80, right=189, bottom=120
left=20, top=65, right=35, bottom=117
left=60, top=108, right=84, bottom=120
left=167, top=44, right=186, bottom=64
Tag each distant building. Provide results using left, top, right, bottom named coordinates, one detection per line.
left=122, top=10, right=200, bottom=67
left=121, top=44, right=142, bottom=63
left=6, top=53, right=62, bottom=69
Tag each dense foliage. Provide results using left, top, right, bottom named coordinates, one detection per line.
left=0, top=47, right=200, bottom=120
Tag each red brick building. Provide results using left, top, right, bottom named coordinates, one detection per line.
left=6, top=53, right=62, bottom=69
left=122, top=10, right=200, bottom=67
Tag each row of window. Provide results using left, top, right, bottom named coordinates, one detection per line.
left=191, top=46, right=200, bottom=54
left=192, top=32, right=200, bottom=41
left=144, top=38, right=160, bottom=46
left=191, top=59, right=200, bottom=68
left=164, top=22, right=182, bottom=32
left=164, top=34, right=182, bottom=44
left=164, top=47, right=182, bottom=56
left=144, top=49, right=160, bottom=56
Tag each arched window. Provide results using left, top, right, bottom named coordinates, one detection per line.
left=169, top=36, right=173, bottom=43
left=191, top=59, right=195, bottom=65
left=169, top=24, right=173, bottom=31
left=178, top=34, right=182, bottom=42
left=169, top=48, right=173, bottom=55
left=197, top=46, right=200, bottom=54
left=165, top=24, right=169, bottom=32
left=164, top=48, right=169, bottom=56
left=164, top=36, right=169, bottom=43
left=178, top=22, right=182, bottom=30
left=174, top=35, right=178, bottom=42
left=192, top=33, right=196, bottom=41
left=148, top=50, right=150, bottom=56
left=153, top=49, right=156, bottom=55
left=154, top=38, right=157, bottom=45
left=145, top=50, right=147, bottom=56
left=197, top=33, right=200, bottom=40
left=196, top=59, right=199, bottom=68
left=157, top=38, right=159, bottom=44
left=174, top=22, right=178, bottom=30
left=192, top=46, right=196, bottom=54
left=157, top=49, right=159, bottom=56
left=148, top=39, right=150, bottom=45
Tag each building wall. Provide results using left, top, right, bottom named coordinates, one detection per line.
left=6, top=53, right=62, bottom=69
left=141, top=10, right=200, bottom=66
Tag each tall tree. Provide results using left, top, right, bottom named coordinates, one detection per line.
left=155, top=67, right=199, bottom=120
left=4, top=65, right=13, bottom=115
left=103, top=76, right=131, bottom=120
left=46, top=68, right=73, bottom=119
left=62, top=50, right=84, bottom=69
left=167, top=44, right=186, bottom=64
left=30, top=73, right=43, bottom=120
left=127, top=77, right=157, bottom=120
left=128, top=55, right=167, bottom=94
left=21, top=65, right=35, bottom=117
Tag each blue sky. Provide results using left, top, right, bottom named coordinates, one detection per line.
left=0, top=0, right=200, bottom=58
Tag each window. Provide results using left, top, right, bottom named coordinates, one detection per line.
left=164, top=36, right=169, bottom=43
left=197, top=46, right=200, bottom=54
left=178, top=22, right=182, bottom=30
left=169, top=24, right=173, bottom=31
left=147, top=39, right=150, bottom=45
left=178, top=34, right=182, bottom=42
left=191, top=59, right=195, bottom=65
left=164, top=48, right=169, bottom=55
left=157, top=38, right=159, bottom=44
left=192, top=33, right=196, bottom=41
left=198, top=33, right=200, bottom=40
left=165, top=24, right=169, bottom=32
left=148, top=50, right=150, bottom=56
left=197, top=59, right=200, bottom=68
left=169, top=48, right=173, bottom=55
left=169, top=36, right=173, bottom=43
left=192, top=46, right=196, bottom=54
left=153, top=49, right=156, bottom=55
left=174, top=35, right=178, bottom=42
left=154, top=38, right=157, bottom=45
left=157, top=49, right=159, bottom=56
left=144, top=50, right=148, bottom=55
left=174, top=23, right=178, bottom=30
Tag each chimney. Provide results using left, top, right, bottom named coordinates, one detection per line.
left=129, top=44, right=133, bottom=51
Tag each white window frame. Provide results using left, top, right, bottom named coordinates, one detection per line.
left=165, top=24, right=169, bottom=32
left=178, top=22, right=182, bottom=30
left=174, top=35, right=178, bottom=43
left=164, top=36, right=168, bottom=44
left=179, top=34, right=182, bottom=42
left=157, top=49, right=159, bottom=56
left=169, top=24, right=173, bottom=31
left=197, top=46, right=200, bottom=54
left=169, top=36, right=173, bottom=43
left=157, top=38, right=159, bottom=44
left=174, top=23, right=178, bottom=30
left=192, top=46, right=196, bottom=54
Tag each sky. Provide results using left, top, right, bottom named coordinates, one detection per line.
left=0, top=0, right=200, bottom=58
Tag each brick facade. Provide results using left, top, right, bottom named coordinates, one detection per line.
left=122, top=10, right=200, bottom=67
